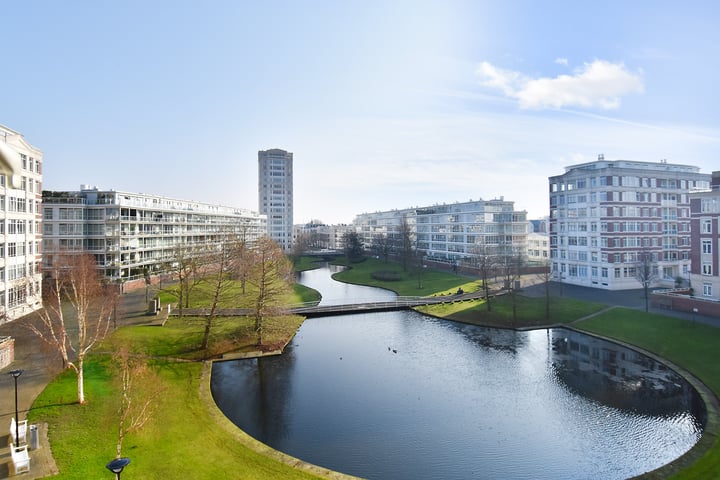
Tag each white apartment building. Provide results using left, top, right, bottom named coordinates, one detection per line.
left=295, top=222, right=354, bottom=251
left=258, top=149, right=293, bottom=251
left=549, top=157, right=711, bottom=290
left=355, top=198, right=528, bottom=266
left=42, top=186, right=266, bottom=284
left=0, top=125, right=43, bottom=323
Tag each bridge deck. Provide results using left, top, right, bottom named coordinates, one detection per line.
left=173, top=291, right=488, bottom=318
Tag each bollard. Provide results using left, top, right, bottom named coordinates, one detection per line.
left=30, top=424, right=39, bottom=450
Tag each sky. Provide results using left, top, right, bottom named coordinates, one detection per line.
left=3, top=1, right=720, bottom=224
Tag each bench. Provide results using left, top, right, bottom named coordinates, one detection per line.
left=9, top=442, right=30, bottom=475
left=10, top=417, right=27, bottom=444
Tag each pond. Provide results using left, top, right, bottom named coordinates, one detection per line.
left=211, top=266, right=704, bottom=480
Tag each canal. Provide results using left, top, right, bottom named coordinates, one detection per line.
left=211, top=265, right=704, bottom=479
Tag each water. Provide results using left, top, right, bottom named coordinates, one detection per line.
left=211, top=266, right=704, bottom=480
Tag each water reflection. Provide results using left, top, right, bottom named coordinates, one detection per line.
left=551, top=329, right=706, bottom=420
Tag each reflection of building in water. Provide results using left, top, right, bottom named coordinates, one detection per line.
left=550, top=328, right=704, bottom=419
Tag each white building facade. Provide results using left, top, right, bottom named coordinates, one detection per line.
left=355, top=198, right=527, bottom=266
left=549, top=158, right=711, bottom=290
left=258, top=149, right=293, bottom=251
left=42, top=186, right=266, bottom=283
left=0, top=125, right=43, bottom=323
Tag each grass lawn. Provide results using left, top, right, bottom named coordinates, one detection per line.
left=28, top=357, right=321, bottom=480
left=332, top=257, right=478, bottom=296
left=574, top=309, right=720, bottom=479
left=417, top=294, right=607, bottom=328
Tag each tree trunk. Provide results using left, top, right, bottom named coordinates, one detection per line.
left=77, top=359, right=86, bottom=404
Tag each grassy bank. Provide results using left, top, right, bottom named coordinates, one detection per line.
left=332, top=257, right=477, bottom=296
left=417, top=294, right=607, bottom=328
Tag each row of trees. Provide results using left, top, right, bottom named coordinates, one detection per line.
left=27, top=235, right=292, bottom=407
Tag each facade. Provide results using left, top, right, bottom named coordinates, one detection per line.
left=0, top=125, right=43, bottom=323
left=258, top=149, right=293, bottom=251
left=294, top=222, right=353, bottom=251
left=549, top=157, right=711, bottom=290
left=42, top=186, right=266, bottom=283
left=689, top=171, right=720, bottom=301
left=355, top=198, right=528, bottom=266
left=527, top=232, right=549, bottom=263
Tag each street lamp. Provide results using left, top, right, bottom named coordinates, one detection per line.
left=8, top=369, right=22, bottom=444
left=106, top=457, right=130, bottom=479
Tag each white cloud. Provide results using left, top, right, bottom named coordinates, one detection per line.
left=555, top=57, right=569, bottom=66
left=476, top=59, right=644, bottom=110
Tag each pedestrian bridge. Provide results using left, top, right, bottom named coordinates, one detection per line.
left=174, top=291, right=487, bottom=318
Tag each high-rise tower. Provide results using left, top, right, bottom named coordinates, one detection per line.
left=258, top=149, right=293, bottom=251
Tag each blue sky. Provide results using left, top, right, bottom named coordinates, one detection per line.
left=4, top=1, right=720, bottom=224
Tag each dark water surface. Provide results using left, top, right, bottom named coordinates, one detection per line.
left=211, top=267, right=704, bottom=480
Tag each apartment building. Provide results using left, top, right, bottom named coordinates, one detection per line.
left=0, top=125, right=43, bottom=323
left=354, top=198, right=527, bottom=266
left=549, top=157, right=711, bottom=290
left=294, top=222, right=354, bottom=251
left=258, top=149, right=293, bottom=251
left=42, top=186, right=266, bottom=284
left=689, top=171, right=720, bottom=301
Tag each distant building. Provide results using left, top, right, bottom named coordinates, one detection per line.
left=549, top=157, right=711, bottom=290
left=354, top=198, right=527, bottom=266
left=42, top=186, right=266, bottom=285
left=689, top=171, right=720, bottom=301
left=258, top=149, right=293, bottom=251
left=0, top=125, right=43, bottom=323
left=295, top=222, right=353, bottom=251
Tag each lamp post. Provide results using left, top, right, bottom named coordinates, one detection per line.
left=8, top=369, right=22, bottom=444
left=106, top=457, right=130, bottom=479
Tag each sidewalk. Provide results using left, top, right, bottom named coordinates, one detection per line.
left=0, top=287, right=160, bottom=479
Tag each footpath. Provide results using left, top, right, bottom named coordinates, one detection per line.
left=0, top=288, right=162, bottom=479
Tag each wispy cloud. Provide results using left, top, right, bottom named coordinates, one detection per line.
left=554, top=57, right=569, bottom=66
left=476, top=59, right=644, bottom=110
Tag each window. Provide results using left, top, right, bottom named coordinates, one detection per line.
left=704, top=283, right=713, bottom=297
left=702, top=219, right=712, bottom=234
left=702, top=239, right=713, bottom=254
left=702, top=263, right=713, bottom=276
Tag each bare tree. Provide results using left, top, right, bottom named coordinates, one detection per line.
left=201, top=237, right=242, bottom=354
left=535, top=260, right=553, bottom=321
left=469, top=242, right=497, bottom=312
left=291, top=232, right=312, bottom=266
left=164, top=245, right=205, bottom=317
left=396, top=215, right=414, bottom=271
left=635, top=248, right=659, bottom=312
left=113, top=348, right=162, bottom=458
left=370, top=233, right=393, bottom=263
left=499, top=249, right=525, bottom=324
left=28, top=254, right=117, bottom=404
left=246, top=237, right=293, bottom=347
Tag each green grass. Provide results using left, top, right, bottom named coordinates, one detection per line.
left=574, top=309, right=720, bottom=479
left=292, top=256, right=326, bottom=272
left=155, top=277, right=321, bottom=309
left=418, top=294, right=606, bottom=328
left=28, top=357, right=319, bottom=480
left=108, top=314, right=306, bottom=359
left=332, top=257, right=477, bottom=296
